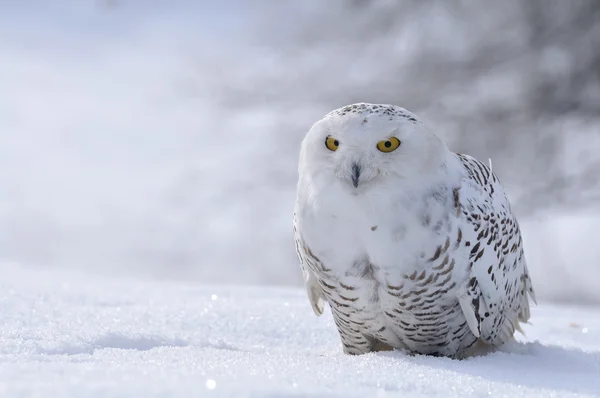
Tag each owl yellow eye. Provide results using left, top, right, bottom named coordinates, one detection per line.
left=325, top=136, right=340, bottom=151
left=377, top=137, right=401, bottom=153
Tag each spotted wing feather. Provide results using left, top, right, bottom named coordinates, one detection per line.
left=293, top=212, right=326, bottom=316
left=455, top=154, right=536, bottom=345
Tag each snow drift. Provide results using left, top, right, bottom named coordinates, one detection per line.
left=1, top=264, right=599, bottom=397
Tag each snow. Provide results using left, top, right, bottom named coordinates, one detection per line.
left=2, top=264, right=599, bottom=398
left=0, top=3, right=599, bottom=395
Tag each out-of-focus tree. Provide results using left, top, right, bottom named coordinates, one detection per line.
left=142, top=0, right=600, bottom=293
left=195, top=0, right=600, bottom=218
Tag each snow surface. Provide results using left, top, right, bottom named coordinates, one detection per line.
left=1, top=264, right=599, bottom=398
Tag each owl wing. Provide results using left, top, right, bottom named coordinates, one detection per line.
left=293, top=212, right=326, bottom=316
left=454, top=154, right=536, bottom=345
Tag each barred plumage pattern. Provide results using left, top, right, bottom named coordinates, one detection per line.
left=294, top=150, right=536, bottom=358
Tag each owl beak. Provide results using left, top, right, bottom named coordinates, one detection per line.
left=351, top=163, right=361, bottom=188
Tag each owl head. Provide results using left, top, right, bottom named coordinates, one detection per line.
left=299, top=103, right=449, bottom=191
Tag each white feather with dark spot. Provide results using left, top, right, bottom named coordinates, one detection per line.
left=293, top=103, right=536, bottom=358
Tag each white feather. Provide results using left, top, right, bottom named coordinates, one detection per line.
left=293, top=103, right=536, bottom=357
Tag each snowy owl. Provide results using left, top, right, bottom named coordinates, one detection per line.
left=293, top=103, right=536, bottom=358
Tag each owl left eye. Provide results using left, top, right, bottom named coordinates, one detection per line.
left=377, top=137, right=401, bottom=153
left=325, top=135, right=340, bottom=151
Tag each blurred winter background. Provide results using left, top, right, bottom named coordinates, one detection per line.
left=1, top=0, right=599, bottom=304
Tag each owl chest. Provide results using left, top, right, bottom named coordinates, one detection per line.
left=301, top=189, right=470, bottom=350
left=302, top=190, right=440, bottom=279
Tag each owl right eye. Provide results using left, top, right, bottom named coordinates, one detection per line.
left=325, top=136, right=339, bottom=151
